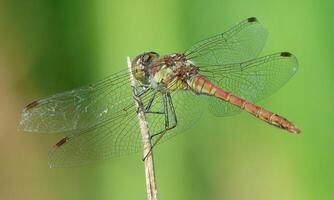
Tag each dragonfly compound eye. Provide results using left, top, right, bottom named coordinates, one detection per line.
left=141, top=52, right=160, bottom=65
left=131, top=52, right=160, bottom=83
left=142, top=54, right=151, bottom=64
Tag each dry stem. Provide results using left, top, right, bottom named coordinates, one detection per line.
left=127, top=57, right=159, bottom=200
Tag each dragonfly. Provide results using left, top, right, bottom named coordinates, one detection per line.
left=19, top=17, right=300, bottom=167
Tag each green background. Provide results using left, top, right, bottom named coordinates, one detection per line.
left=0, top=0, right=333, bottom=199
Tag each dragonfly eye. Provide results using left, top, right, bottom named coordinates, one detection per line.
left=142, top=54, right=151, bottom=64
left=131, top=52, right=160, bottom=82
left=141, top=52, right=159, bottom=65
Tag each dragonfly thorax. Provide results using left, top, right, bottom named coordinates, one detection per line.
left=132, top=52, right=199, bottom=92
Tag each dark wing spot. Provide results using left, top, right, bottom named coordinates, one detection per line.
left=247, top=17, right=257, bottom=22
left=280, top=52, right=292, bottom=57
left=25, top=100, right=39, bottom=110
left=54, top=137, right=69, bottom=148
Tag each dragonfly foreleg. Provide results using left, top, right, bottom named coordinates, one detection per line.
left=134, top=86, right=153, bottom=113
left=135, top=85, right=150, bottom=97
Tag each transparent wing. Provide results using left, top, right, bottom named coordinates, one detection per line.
left=48, top=86, right=205, bottom=167
left=199, top=52, right=298, bottom=116
left=19, top=69, right=133, bottom=133
left=48, top=111, right=141, bottom=167
left=48, top=89, right=157, bottom=167
left=185, top=17, right=268, bottom=66
left=21, top=67, right=204, bottom=167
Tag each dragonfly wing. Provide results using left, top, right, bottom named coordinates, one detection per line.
left=48, top=111, right=141, bottom=167
left=19, top=70, right=133, bottom=133
left=200, top=52, right=298, bottom=116
left=208, top=100, right=242, bottom=117
left=185, top=17, right=268, bottom=66
left=48, top=88, right=162, bottom=167
left=49, top=88, right=204, bottom=167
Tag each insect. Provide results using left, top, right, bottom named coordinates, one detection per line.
left=20, top=17, right=300, bottom=167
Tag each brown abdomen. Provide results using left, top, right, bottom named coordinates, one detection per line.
left=190, top=75, right=300, bottom=134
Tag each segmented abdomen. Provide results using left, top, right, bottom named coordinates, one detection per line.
left=190, top=75, right=300, bottom=134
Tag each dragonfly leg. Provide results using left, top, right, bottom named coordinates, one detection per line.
left=143, top=90, right=165, bottom=115
left=144, top=90, right=157, bottom=112
left=134, top=86, right=152, bottom=113
left=143, top=92, right=177, bottom=160
left=149, top=94, right=171, bottom=139
left=163, top=94, right=170, bottom=128
left=167, top=92, right=178, bottom=125
left=135, top=85, right=150, bottom=97
left=150, top=93, right=178, bottom=139
left=151, top=92, right=178, bottom=138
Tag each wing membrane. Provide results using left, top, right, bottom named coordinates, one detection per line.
left=48, top=111, right=141, bottom=167
left=48, top=88, right=204, bottom=167
left=185, top=17, right=268, bottom=66
left=19, top=70, right=133, bottom=133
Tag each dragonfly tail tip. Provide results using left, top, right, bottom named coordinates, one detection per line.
left=289, top=126, right=301, bottom=134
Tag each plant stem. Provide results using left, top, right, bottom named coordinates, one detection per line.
left=127, top=57, right=159, bottom=200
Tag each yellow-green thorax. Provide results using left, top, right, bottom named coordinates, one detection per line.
left=131, top=52, right=199, bottom=92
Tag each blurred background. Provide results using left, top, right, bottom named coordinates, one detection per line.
left=0, top=0, right=333, bottom=199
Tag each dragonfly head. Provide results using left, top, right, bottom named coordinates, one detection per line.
left=131, top=52, right=160, bottom=84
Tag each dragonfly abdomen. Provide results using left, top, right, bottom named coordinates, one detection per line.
left=190, top=75, right=300, bottom=134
